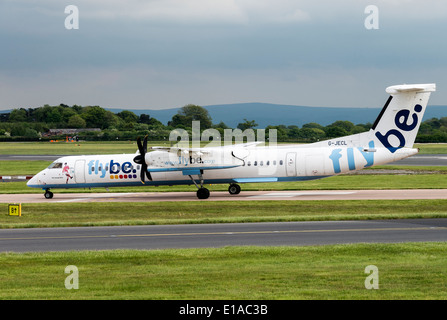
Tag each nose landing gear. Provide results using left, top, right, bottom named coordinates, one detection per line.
left=44, top=189, right=53, bottom=199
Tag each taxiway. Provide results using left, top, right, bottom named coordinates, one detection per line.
left=1, top=219, right=447, bottom=252
left=1, top=189, right=447, bottom=203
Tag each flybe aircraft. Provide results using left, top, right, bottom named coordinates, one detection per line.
left=27, top=83, right=436, bottom=199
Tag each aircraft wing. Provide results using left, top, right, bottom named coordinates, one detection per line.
left=145, top=144, right=249, bottom=176
left=150, top=146, right=212, bottom=156
left=150, top=141, right=261, bottom=153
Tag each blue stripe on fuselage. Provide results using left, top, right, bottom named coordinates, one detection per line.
left=27, top=175, right=330, bottom=190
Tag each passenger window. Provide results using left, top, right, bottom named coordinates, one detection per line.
left=266, top=161, right=270, bottom=166
left=273, top=160, right=277, bottom=165
left=254, top=161, right=257, bottom=166
left=279, top=160, right=283, bottom=165
left=48, top=162, right=62, bottom=169
left=247, top=161, right=251, bottom=166
left=260, top=161, right=263, bottom=166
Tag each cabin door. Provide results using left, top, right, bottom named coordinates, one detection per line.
left=286, top=152, right=297, bottom=176
left=74, top=160, right=86, bottom=183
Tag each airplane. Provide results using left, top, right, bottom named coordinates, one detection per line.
left=27, top=83, right=436, bottom=200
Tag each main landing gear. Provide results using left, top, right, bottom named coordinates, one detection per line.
left=188, top=173, right=241, bottom=199
left=44, top=189, right=53, bottom=199
left=188, top=172, right=210, bottom=199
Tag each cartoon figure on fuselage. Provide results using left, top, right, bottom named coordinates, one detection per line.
left=27, top=83, right=436, bottom=199
left=62, top=162, right=73, bottom=183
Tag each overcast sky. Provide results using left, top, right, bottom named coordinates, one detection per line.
left=0, top=0, right=446, bottom=111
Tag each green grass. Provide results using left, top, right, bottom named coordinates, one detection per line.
left=0, top=140, right=233, bottom=155
left=414, top=143, right=447, bottom=154
left=0, top=160, right=51, bottom=176
left=373, top=165, right=447, bottom=173
left=1, top=243, right=447, bottom=299
left=0, top=141, right=162, bottom=155
left=1, top=199, right=447, bottom=228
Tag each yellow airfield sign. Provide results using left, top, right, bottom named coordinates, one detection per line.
left=8, top=203, right=21, bottom=216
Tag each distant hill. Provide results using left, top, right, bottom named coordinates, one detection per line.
left=2, top=103, right=446, bottom=128
left=109, top=103, right=447, bottom=128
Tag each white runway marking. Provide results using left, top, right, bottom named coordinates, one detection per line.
left=53, top=193, right=141, bottom=203
left=249, top=191, right=356, bottom=198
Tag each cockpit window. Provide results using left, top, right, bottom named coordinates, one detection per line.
left=48, top=162, right=63, bottom=169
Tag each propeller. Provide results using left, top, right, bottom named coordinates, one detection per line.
left=133, top=135, right=152, bottom=183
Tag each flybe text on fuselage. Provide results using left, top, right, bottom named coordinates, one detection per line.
left=165, top=156, right=216, bottom=166
left=87, top=159, right=137, bottom=179
left=329, top=140, right=375, bottom=173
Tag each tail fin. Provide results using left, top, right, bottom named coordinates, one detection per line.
left=368, top=83, right=436, bottom=153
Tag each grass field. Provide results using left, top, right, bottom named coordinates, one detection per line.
left=0, top=141, right=145, bottom=155
left=415, top=143, right=447, bottom=154
left=0, top=160, right=50, bottom=176
left=1, top=243, right=447, bottom=299
left=0, top=140, right=233, bottom=155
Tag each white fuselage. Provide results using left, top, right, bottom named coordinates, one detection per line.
left=27, top=142, right=418, bottom=190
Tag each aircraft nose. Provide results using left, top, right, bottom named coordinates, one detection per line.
left=27, top=173, right=40, bottom=187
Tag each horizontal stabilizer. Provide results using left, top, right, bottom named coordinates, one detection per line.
left=386, top=83, right=436, bottom=94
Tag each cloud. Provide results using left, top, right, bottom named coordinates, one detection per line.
left=2, top=0, right=312, bottom=25
left=89, top=0, right=247, bottom=24
left=1, top=0, right=447, bottom=111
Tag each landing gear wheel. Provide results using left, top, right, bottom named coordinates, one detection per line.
left=44, top=190, right=53, bottom=199
left=197, top=187, right=210, bottom=199
left=228, top=183, right=241, bottom=195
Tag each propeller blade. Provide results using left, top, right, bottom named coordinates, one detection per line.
left=140, top=163, right=147, bottom=183
left=139, top=164, right=152, bottom=183
left=136, top=136, right=144, bottom=158
left=143, top=135, right=148, bottom=153
left=135, top=136, right=151, bottom=183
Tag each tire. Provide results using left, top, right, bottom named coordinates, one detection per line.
left=197, top=187, right=210, bottom=199
left=228, top=184, right=241, bottom=195
left=44, top=191, right=53, bottom=199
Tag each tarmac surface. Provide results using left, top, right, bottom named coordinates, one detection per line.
left=1, top=189, right=447, bottom=203
left=2, top=219, right=447, bottom=252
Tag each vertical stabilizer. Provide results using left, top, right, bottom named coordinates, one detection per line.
left=368, top=83, right=436, bottom=153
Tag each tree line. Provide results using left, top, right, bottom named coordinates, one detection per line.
left=0, top=103, right=446, bottom=143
